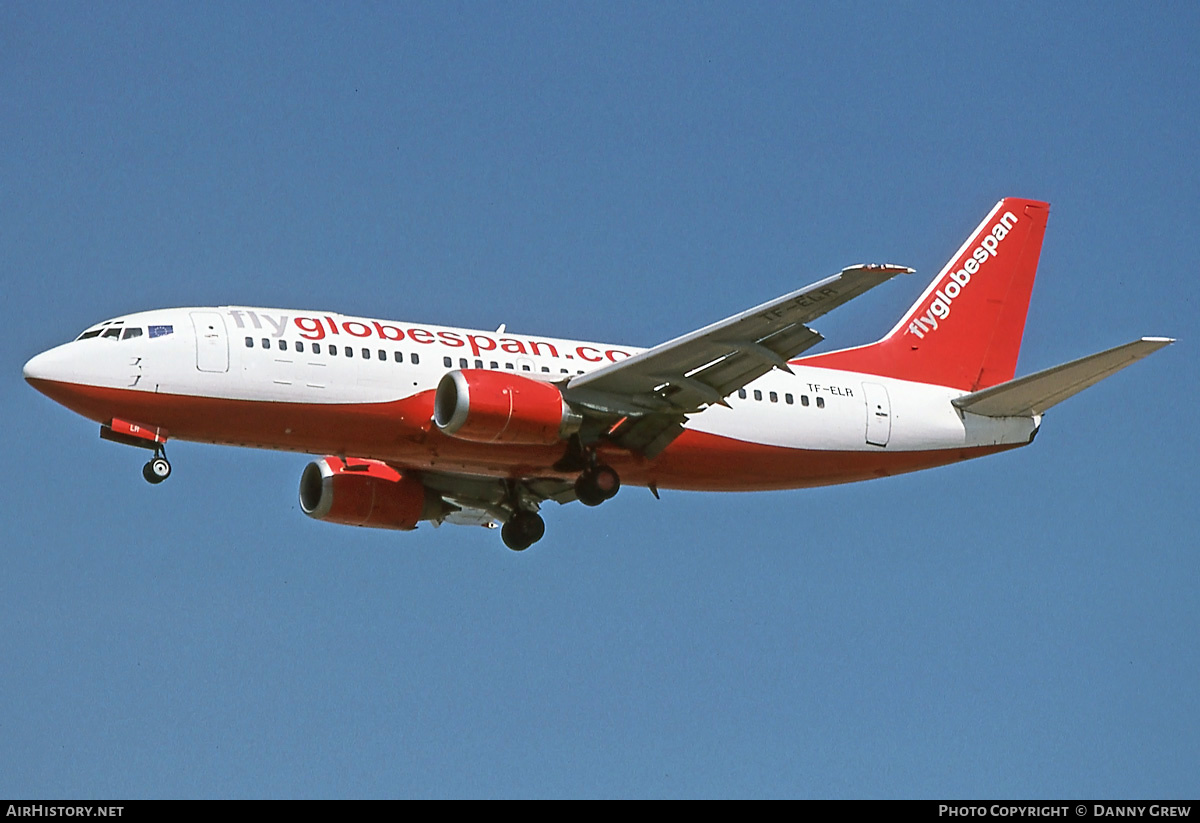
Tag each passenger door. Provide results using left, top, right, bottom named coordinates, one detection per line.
left=191, top=311, right=229, bottom=373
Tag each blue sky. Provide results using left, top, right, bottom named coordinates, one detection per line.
left=2, top=2, right=1196, bottom=798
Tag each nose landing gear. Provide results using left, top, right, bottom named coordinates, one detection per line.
left=99, top=420, right=173, bottom=486
left=142, top=449, right=172, bottom=485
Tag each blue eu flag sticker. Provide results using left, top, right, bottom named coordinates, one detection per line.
left=149, top=325, right=174, bottom=338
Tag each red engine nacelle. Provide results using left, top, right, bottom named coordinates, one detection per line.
left=299, top=456, right=439, bottom=530
left=433, top=369, right=581, bottom=445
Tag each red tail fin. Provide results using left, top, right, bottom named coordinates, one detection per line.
left=800, top=198, right=1050, bottom=390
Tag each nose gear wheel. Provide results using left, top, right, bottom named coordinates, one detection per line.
left=142, top=447, right=171, bottom=484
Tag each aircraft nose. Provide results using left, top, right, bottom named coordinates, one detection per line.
left=24, top=342, right=102, bottom=415
left=23, top=344, right=79, bottom=389
left=23, top=349, right=53, bottom=383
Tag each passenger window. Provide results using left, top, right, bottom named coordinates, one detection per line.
left=245, top=337, right=254, bottom=348
left=278, top=339, right=288, bottom=351
left=541, top=366, right=549, bottom=373
left=491, top=361, right=499, bottom=369
left=411, top=353, right=419, bottom=365
left=296, top=341, right=304, bottom=353
left=329, top=345, right=337, bottom=356
left=769, top=391, right=778, bottom=403
left=362, top=348, right=371, bottom=359
left=261, top=338, right=270, bottom=348
left=459, top=358, right=468, bottom=368
left=785, top=393, right=793, bottom=405
left=522, top=365, right=530, bottom=372
left=444, top=356, right=452, bottom=368
left=816, top=396, right=825, bottom=408
left=753, top=390, right=762, bottom=401
left=801, top=395, right=809, bottom=406
left=506, top=363, right=515, bottom=370
left=394, top=351, right=402, bottom=363
left=313, top=343, right=321, bottom=354
left=123, top=328, right=143, bottom=340
left=738, top=389, right=747, bottom=399
left=344, top=347, right=353, bottom=357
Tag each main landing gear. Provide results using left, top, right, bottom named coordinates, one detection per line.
left=575, top=464, right=620, bottom=507
left=501, top=510, right=545, bottom=552
left=498, top=458, right=621, bottom=552
left=142, top=448, right=172, bottom=485
left=555, top=437, right=621, bottom=507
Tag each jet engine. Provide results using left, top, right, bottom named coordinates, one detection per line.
left=433, top=369, right=581, bottom=445
left=299, top=456, right=441, bottom=530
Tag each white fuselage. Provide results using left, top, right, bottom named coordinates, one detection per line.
left=24, top=305, right=1038, bottom=492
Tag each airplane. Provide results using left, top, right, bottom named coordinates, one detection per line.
left=23, top=198, right=1173, bottom=551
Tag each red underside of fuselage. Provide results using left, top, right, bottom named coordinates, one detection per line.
left=27, top=379, right=1020, bottom=491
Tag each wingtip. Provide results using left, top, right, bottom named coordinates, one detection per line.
left=844, top=263, right=915, bottom=275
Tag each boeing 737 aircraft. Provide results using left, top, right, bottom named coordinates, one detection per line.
left=24, top=198, right=1172, bottom=550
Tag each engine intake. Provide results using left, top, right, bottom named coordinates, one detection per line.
left=433, top=369, right=581, bottom=445
left=299, top=456, right=440, bottom=530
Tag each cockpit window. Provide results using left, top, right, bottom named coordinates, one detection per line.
left=79, top=320, right=158, bottom=341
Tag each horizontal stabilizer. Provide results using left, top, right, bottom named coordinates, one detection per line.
left=951, top=337, right=1174, bottom=417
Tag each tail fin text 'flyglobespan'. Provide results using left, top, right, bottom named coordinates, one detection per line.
left=802, top=198, right=1051, bottom=391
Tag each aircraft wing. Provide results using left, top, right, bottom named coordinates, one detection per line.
left=562, top=263, right=912, bottom=456
left=420, top=469, right=576, bottom=526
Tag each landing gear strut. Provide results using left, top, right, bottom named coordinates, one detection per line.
left=142, top=447, right=171, bottom=485
left=555, top=436, right=622, bottom=507
left=501, top=510, right=545, bottom=551
left=575, top=464, right=620, bottom=507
